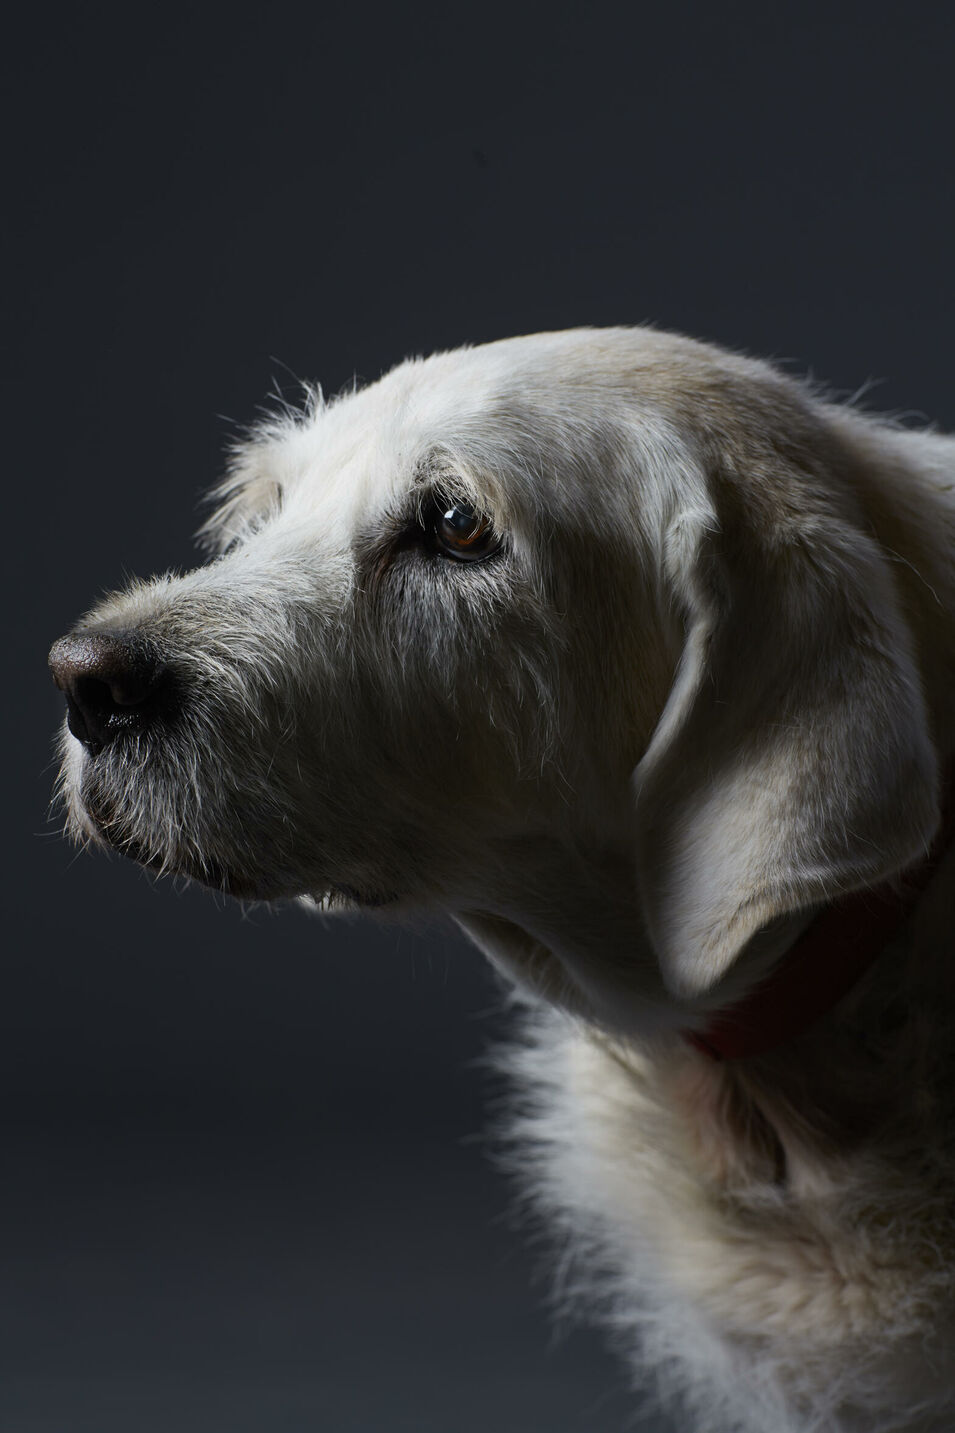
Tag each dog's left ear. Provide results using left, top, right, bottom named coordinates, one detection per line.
left=633, top=447, right=940, bottom=1001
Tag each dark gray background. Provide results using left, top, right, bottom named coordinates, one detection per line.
left=9, top=3, right=955, bottom=1430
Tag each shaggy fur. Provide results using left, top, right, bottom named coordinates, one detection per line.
left=52, top=328, right=955, bottom=1431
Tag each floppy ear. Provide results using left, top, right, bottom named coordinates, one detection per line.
left=197, top=438, right=284, bottom=556
left=634, top=458, right=940, bottom=1000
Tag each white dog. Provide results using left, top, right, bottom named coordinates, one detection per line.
left=50, top=329, right=955, bottom=1432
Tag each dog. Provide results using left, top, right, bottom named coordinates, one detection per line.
left=50, top=328, right=955, bottom=1431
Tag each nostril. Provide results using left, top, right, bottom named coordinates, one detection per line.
left=74, top=669, right=152, bottom=711
left=49, top=629, right=170, bottom=755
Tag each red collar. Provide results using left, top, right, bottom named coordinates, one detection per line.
left=684, top=779, right=954, bottom=1062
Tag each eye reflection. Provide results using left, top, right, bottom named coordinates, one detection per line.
left=431, top=499, right=498, bottom=561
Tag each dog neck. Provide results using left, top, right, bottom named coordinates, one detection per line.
left=684, top=773, right=955, bottom=1062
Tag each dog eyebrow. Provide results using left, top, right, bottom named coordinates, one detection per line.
left=354, top=463, right=497, bottom=591
left=411, top=451, right=490, bottom=511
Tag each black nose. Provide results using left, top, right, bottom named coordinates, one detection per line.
left=49, top=630, right=169, bottom=755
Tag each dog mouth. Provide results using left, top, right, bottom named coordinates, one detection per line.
left=76, top=776, right=400, bottom=908
left=102, top=827, right=282, bottom=901
left=104, top=827, right=398, bottom=907
left=74, top=778, right=281, bottom=900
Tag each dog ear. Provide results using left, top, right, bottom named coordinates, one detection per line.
left=633, top=453, right=939, bottom=1001
left=197, top=439, right=284, bottom=555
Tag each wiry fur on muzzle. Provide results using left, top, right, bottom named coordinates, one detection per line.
left=55, top=473, right=579, bottom=910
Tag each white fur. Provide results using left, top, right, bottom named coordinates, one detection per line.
left=54, top=328, right=955, bottom=1430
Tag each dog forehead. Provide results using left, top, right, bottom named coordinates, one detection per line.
left=270, top=344, right=524, bottom=529
left=249, top=327, right=766, bottom=547
left=264, top=332, right=653, bottom=527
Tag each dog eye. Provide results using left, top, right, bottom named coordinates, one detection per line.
left=430, top=499, right=498, bottom=561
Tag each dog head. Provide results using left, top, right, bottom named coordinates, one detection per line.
left=50, top=328, right=939, bottom=1035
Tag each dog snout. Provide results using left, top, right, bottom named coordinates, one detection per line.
left=48, top=629, right=170, bottom=755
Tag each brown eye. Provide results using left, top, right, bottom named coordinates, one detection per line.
left=431, top=499, right=498, bottom=561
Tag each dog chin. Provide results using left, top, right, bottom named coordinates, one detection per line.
left=114, top=833, right=282, bottom=901
left=177, top=861, right=286, bottom=902
left=71, top=767, right=400, bottom=908
left=301, top=886, right=403, bottom=914
left=89, top=816, right=396, bottom=909
left=73, top=797, right=277, bottom=901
